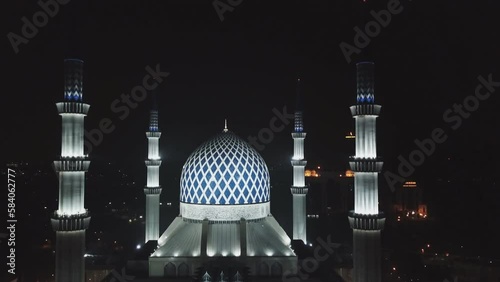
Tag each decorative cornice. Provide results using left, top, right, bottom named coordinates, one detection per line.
left=350, top=104, right=381, bottom=117
left=51, top=211, right=91, bottom=231
left=144, top=186, right=162, bottom=195
left=56, top=102, right=90, bottom=115
left=349, top=158, right=383, bottom=172
left=291, top=132, right=307, bottom=139
left=146, top=131, right=162, bottom=138
left=53, top=159, right=90, bottom=172
left=291, top=160, right=307, bottom=167
left=348, top=211, right=385, bottom=231
left=145, top=160, right=162, bottom=166
left=290, top=186, right=308, bottom=195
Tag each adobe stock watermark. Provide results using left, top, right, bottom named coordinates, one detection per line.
left=212, top=0, right=243, bottom=22
left=384, top=73, right=499, bottom=191
left=7, top=0, right=71, bottom=54
left=110, top=267, right=135, bottom=282
left=282, top=235, right=338, bottom=281
left=247, top=106, right=294, bottom=151
left=84, top=64, right=169, bottom=154
left=339, top=0, right=405, bottom=64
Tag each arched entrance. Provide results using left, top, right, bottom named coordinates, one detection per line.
left=258, top=262, right=269, bottom=276
left=271, top=262, right=283, bottom=276
left=178, top=262, right=190, bottom=277
left=164, top=262, right=176, bottom=277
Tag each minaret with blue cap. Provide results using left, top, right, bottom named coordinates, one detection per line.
left=348, top=61, right=385, bottom=282
left=348, top=1, right=385, bottom=278
left=291, top=78, right=308, bottom=243
left=51, top=58, right=91, bottom=282
left=144, top=86, right=162, bottom=243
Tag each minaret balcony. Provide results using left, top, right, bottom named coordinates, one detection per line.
left=56, top=102, right=90, bottom=115
left=291, top=160, right=307, bottom=167
left=350, top=104, right=382, bottom=117
left=146, top=131, right=162, bottom=138
left=144, top=186, right=162, bottom=195
left=145, top=160, right=162, bottom=166
left=51, top=211, right=91, bottom=231
left=53, top=158, right=90, bottom=172
left=349, top=157, right=383, bottom=172
left=290, top=186, right=308, bottom=195
left=291, top=132, right=307, bottom=139
left=348, top=211, right=385, bottom=231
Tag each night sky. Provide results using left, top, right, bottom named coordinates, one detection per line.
left=3, top=2, right=500, bottom=280
left=4, top=0, right=499, bottom=183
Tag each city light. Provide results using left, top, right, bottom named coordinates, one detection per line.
left=305, top=169, right=320, bottom=177
left=403, top=181, right=417, bottom=188
left=345, top=131, right=356, bottom=139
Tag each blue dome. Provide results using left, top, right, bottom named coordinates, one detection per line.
left=180, top=132, right=270, bottom=205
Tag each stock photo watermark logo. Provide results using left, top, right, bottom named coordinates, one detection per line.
left=84, top=64, right=169, bottom=154
left=339, top=0, right=404, bottom=64
left=7, top=0, right=71, bottom=54
left=282, top=235, right=339, bottom=281
left=212, top=0, right=243, bottom=22
left=384, top=73, right=500, bottom=191
left=247, top=106, right=294, bottom=151
left=109, top=267, right=134, bottom=282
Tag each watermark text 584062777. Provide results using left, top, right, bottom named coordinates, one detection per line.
left=7, top=168, right=17, bottom=276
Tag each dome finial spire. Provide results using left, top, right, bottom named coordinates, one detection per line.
left=223, top=119, right=228, bottom=132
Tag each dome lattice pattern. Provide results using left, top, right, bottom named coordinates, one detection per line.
left=180, top=132, right=270, bottom=205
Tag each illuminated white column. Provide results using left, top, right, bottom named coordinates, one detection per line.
left=291, top=78, right=308, bottom=243
left=354, top=172, right=378, bottom=215
left=352, top=230, right=382, bottom=282
left=61, top=115, right=85, bottom=157
left=58, top=172, right=85, bottom=215
left=148, top=137, right=160, bottom=160
left=355, top=116, right=377, bottom=159
left=145, top=109, right=162, bottom=242
left=348, top=62, right=385, bottom=282
left=51, top=59, right=91, bottom=282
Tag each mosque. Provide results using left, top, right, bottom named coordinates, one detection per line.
left=53, top=58, right=305, bottom=282
left=148, top=124, right=297, bottom=278
left=47, top=0, right=388, bottom=280
left=53, top=56, right=383, bottom=282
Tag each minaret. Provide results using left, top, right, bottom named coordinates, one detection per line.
left=51, top=58, right=91, bottom=282
left=291, top=78, right=308, bottom=243
left=223, top=118, right=229, bottom=133
left=348, top=62, right=385, bottom=282
left=144, top=91, right=162, bottom=242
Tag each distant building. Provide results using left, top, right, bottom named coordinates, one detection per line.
left=394, top=181, right=428, bottom=221
left=305, top=168, right=354, bottom=215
